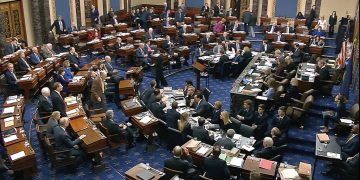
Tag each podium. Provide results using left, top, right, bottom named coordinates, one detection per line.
left=192, top=62, right=206, bottom=90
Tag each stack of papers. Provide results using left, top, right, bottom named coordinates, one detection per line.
left=241, top=145, right=255, bottom=152
left=196, top=146, right=209, bottom=156
left=4, top=116, right=15, bottom=127
left=233, top=134, right=241, bottom=140
left=256, top=96, right=268, bottom=100
left=229, top=157, right=244, bottom=168
left=66, top=108, right=78, bottom=117
left=139, top=116, right=152, bottom=124
left=6, top=99, right=18, bottom=104
left=10, top=151, right=25, bottom=161
left=280, top=169, right=300, bottom=180
left=3, top=106, right=15, bottom=114
left=186, top=139, right=201, bottom=149
left=327, top=152, right=341, bottom=159
left=4, top=134, right=18, bottom=143
left=340, top=118, right=353, bottom=124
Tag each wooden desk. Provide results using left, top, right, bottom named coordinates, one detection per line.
left=117, top=46, right=135, bottom=57
left=87, top=41, right=103, bottom=52
left=272, top=42, right=287, bottom=50
left=6, top=141, right=36, bottom=172
left=163, top=26, right=177, bottom=36
left=114, top=23, right=128, bottom=32
left=77, top=127, right=107, bottom=154
left=260, top=17, right=271, bottom=26
left=131, top=112, right=160, bottom=151
left=0, top=116, right=22, bottom=132
left=195, top=16, right=207, bottom=24
left=174, top=47, right=190, bottom=59
left=277, top=163, right=312, bottom=180
left=2, top=96, right=24, bottom=107
left=296, top=63, right=316, bottom=93
left=58, top=34, right=76, bottom=46
left=266, top=33, right=276, bottom=41
left=101, top=36, right=117, bottom=47
left=16, top=75, right=38, bottom=100
left=196, top=24, right=209, bottom=32
left=309, top=46, right=323, bottom=55
left=119, top=79, right=135, bottom=96
left=126, top=67, right=143, bottom=83
left=297, top=34, right=311, bottom=44
left=68, top=72, right=87, bottom=94
left=184, top=17, right=192, bottom=24
left=2, top=127, right=26, bottom=147
left=100, top=25, right=115, bottom=35
left=150, top=38, right=165, bottom=48
left=203, top=43, right=217, bottom=50
left=116, top=32, right=131, bottom=40
left=35, top=60, right=54, bottom=74
left=277, top=18, right=288, bottom=25
left=149, top=19, right=162, bottom=29
left=232, top=31, right=246, bottom=41
left=181, top=139, right=212, bottom=167
left=183, top=34, right=199, bottom=45
left=295, top=19, right=306, bottom=26
left=227, top=16, right=237, bottom=23
left=125, top=163, right=164, bottom=180
left=242, top=157, right=277, bottom=180
left=73, top=30, right=90, bottom=41
left=283, top=33, right=295, bottom=41
left=130, top=30, right=145, bottom=40
left=120, top=97, right=143, bottom=117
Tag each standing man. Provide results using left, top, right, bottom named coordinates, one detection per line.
left=51, top=82, right=67, bottom=117
left=91, top=4, right=99, bottom=27
left=243, top=8, right=252, bottom=35
left=213, top=2, right=220, bottom=17
left=90, top=71, right=107, bottom=111
left=50, top=16, right=66, bottom=35
left=38, top=87, right=53, bottom=121
left=307, top=5, right=316, bottom=29
left=4, top=63, right=19, bottom=93
left=154, top=52, right=168, bottom=88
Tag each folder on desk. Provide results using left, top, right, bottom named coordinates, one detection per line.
left=136, top=170, right=155, bottom=180
left=317, top=133, right=330, bottom=142
left=230, top=147, right=240, bottom=156
left=219, top=153, right=227, bottom=160
left=186, top=139, right=201, bottom=149
left=259, top=159, right=272, bottom=170
left=3, top=106, right=15, bottom=114
left=298, top=162, right=311, bottom=177
left=280, top=169, right=299, bottom=180
left=229, top=157, right=244, bottom=168
left=4, top=116, right=15, bottom=127
left=125, top=101, right=138, bottom=108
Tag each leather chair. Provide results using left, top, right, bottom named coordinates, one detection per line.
left=202, top=88, right=211, bottom=102
left=98, top=122, right=128, bottom=156
left=35, top=124, right=50, bottom=159
left=319, top=67, right=344, bottom=95
left=0, top=74, right=16, bottom=97
left=238, top=124, right=254, bottom=138
left=44, top=137, right=76, bottom=170
left=287, top=95, right=314, bottom=126
left=166, top=127, right=184, bottom=150
left=163, top=167, right=184, bottom=179
left=273, top=69, right=296, bottom=81
left=335, top=103, right=359, bottom=135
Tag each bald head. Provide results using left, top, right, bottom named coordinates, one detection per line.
left=173, top=146, right=183, bottom=157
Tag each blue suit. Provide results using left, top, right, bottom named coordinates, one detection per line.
left=4, top=44, right=16, bottom=55
left=28, top=52, right=43, bottom=65
left=17, top=58, right=31, bottom=71
left=340, top=134, right=359, bottom=159
left=55, top=74, right=70, bottom=92
left=175, top=12, right=184, bottom=22
left=91, top=9, right=99, bottom=27
left=135, top=47, right=147, bottom=63
left=4, top=70, right=19, bottom=93
left=63, top=67, right=73, bottom=80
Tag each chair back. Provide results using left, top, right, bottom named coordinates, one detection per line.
left=285, top=70, right=296, bottom=79
left=238, top=124, right=254, bottom=138
left=269, top=154, right=282, bottom=163
left=275, top=144, right=287, bottom=154
left=279, top=79, right=289, bottom=87
left=167, top=127, right=184, bottom=150
left=202, top=88, right=211, bottom=102
left=300, top=89, right=315, bottom=102
left=302, top=95, right=314, bottom=110
left=273, top=85, right=284, bottom=101
left=163, top=167, right=184, bottom=178
left=349, top=104, right=359, bottom=120
left=98, top=122, right=110, bottom=137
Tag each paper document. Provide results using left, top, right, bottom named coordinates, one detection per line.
left=233, top=134, right=241, bottom=140
left=10, top=151, right=26, bottom=161
left=340, top=118, right=353, bottom=124
left=229, top=157, right=244, bottom=168
left=66, top=108, right=78, bottom=115
left=196, top=147, right=209, bottom=156
left=259, top=159, right=272, bottom=170
left=280, top=169, right=299, bottom=179
left=6, top=99, right=18, bottom=104
left=140, top=116, right=152, bottom=124
left=327, top=152, right=341, bottom=159
left=256, top=96, right=268, bottom=100
left=3, top=106, right=15, bottom=114
left=4, top=134, right=18, bottom=143
left=4, top=116, right=14, bottom=127
left=241, top=145, right=255, bottom=152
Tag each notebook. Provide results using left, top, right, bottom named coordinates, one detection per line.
left=259, top=159, right=272, bottom=170
left=136, top=170, right=155, bottom=180
left=317, top=133, right=330, bottom=142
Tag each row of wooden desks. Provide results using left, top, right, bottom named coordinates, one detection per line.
left=0, top=95, right=37, bottom=178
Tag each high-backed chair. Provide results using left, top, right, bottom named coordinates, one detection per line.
left=44, top=137, right=76, bottom=170
left=166, top=127, right=184, bottom=150
left=98, top=122, right=128, bottom=156
left=238, top=124, right=254, bottom=138
left=319, top=68, right=344, bottom=95
left=163, top=167, right=184, bottom=179
left=287, top=95, right=314, bottom=126
left=202, top=88, right=211, bottom=102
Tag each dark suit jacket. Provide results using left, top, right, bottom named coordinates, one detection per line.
left=192, top=126, right=213, bottom=144
left=193, top=99, right=212, bottom=118
left=165, top=109, right=181, bottom=129
left=214, top=137, right=236, bottom=150
left=175, top=12, right=184, bottom=22
left=329, top=15, right=337, bottom=26
left=272, top=115, right=291, bottom=134
left=230, top=23, right=241, bottom=32
left=202, top=37, right=212, bottom=44
left=243, top=11, right=252, bottom=23
left=203, top=156, right=230, bottom=180
left=267, top=25, right=278, bottom=33
left=273, top=34, right=285, bottom=42
left=213, top=6, right=220, bottom=17
left=135, top=47, right=146, bottom=62
left=53, top=126, right=81, bottom=150
left=318, top=67, right=331, bottom=81
left=141, top=87, right=154, bottom=106
left=164, top=156, right=192, bottom=175
left=201, top=6, right=210, bottom=13
left=255, top=147, right=277, bottom=159
left=149, top=102, right=166, bottom=120
left=91, top=9, right=99, bottom=23
left=18, top=58, right=31, bottom=71
left=54, top=74, right=70, bottom=92
left=102, top=118, right=126, bottom=143
left=113, top=43, right=123, bottom=50
left=242, top=51, right=253, bottom=63
left=38, top=95, right=53, bottom=117
left=220, top=36, right=229, bottom=42
left=51, top=91, right=66, bottom=117
left=283, top=26, right=294, bottom=33
left=46, top=117, right=59, bottom=137
left=253, top=112, right=268, bottom=134
left=29, top=53, right=43, bottom=65
left=162, top=40, right=172, bottom=52
left=50, top=19, right=67, bottom=34
left=292, top=48, right=304, bottom=64
left=261, top=43, right=275, bottom=53
left=4, top=70, right=17, bottom=86
left=4, top=44, right=18, bottom=55
left=340, top=134, right=359, bottom=158
left=67, top=53, right=80, bottom=67
left=145, top=32, right=156, bottom=40
left=237, top=108, right=255, bottom=126
left=210, top=109, right=221, bottom=124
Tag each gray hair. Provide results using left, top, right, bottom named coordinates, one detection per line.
left=104, top=56, right=111, bottom=61
left=263, top=137, right=274, bottom=148
left=41, top=87, right=50, bottom=95
left=59, top=117, right=69, bottom=127
left=227, top=129, right=235, bottom=138
left=105, top=110, right=114, bottom=120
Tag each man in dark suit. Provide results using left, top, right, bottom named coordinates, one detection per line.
left=28, top=47, right=43, bottom=65
left=162, top=35, right=174, bottom=52
left=292, top=43, right=304, bottom=65
left=273, top=31, right=285, bottom=42
left=50, top=16, right=66, bottom=34
left=254, top=137, right=277, bottom=159
left=243, top=8, right=252, bottom=35
left=53, top=117, right=86, bottom=165
left=210, top=101, right=222, bottom=124
left=4, top=38, right=20, bottom=55
left=154, top=53, right=168, bottom=87
left=46, top=111, right=61, bottom=137
left=165, top=102, right=181, bottom=129
left=307, top=5, right=316, bottom=29
left=67, top=22, right=78, bottom=33
left=213, top=3, right=220, bottom=17
left=203, top=146, right=230, bottom=179
left=135, top=43, right=149, bottom=67
left=202, top=33, right=212, bottom=44
left=145, top=28, right=156, bottom=40
left=269, top=106, right=291, bottom=135
left=316, top=59, right=331, bottom=81
left=252, top=104, right=269, bottom=140
left=161, top=10, right=171, bottom=20
left=164, top=146, right=195, bottom=178
left=104, top=56, right=122, bottom=84
left=67, top=47, right=81, bottom=72
left=139, top=7, right=148, bottom=29
left=231, top=39, right=242, bottom=53
left=38, top=87, right=53, bottom=121
left=113, top=37, right=124, bottom=50
left=260, top=40, right=274, bottom=53
left=4, top=63, right=19, bottom=93
left=17, top=51, right=31, bottom=72
left=149, top=95, right=166, bottom=120
left=230, top=20, right=241, bottom=32
left=185, top=86, right=195, bottom=107
left=214, top=129, right=236, bottom=150
left=192, top=92, right=212, bottom=118
left=236, top=99, right=255, bottom=126
left=111, top=14, right=119, bottom=25
left=267, top=22, right=278, bottom=33
left=147, top=89, right=161, bottom=108
left=175, top=8, right=185, bottom=23
left=215, top=50, right=230, bottom=78
left=201, top=3, right=210, bottom=15
left=51, top=82, right=66, bottom=117
left=337, top=124, right=359, bottom=159
left=90, top=5, right=99, bottom=27
left=226, top=8, right=234, bottom=17
left=102, top=110, right=135, bottom=148
left=90, top=72, right=107, bottom=111
left=141, top=80, right=156, bottom=106
left=219, top=32, right=230, bottom=42
left=283, top=22, right=294, bottom=33
left=192, top=118, right=214, bottom=145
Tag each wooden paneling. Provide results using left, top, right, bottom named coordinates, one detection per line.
left=0, top=0, right=26, bottom=40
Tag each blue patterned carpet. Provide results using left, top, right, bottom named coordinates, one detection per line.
left=1, top=26, right=354, bottom=180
